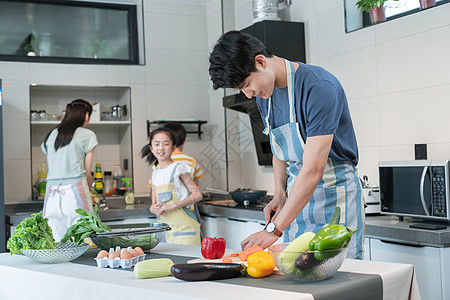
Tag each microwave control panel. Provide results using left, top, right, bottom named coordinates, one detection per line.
left=431, top=166, right=447, bottom=217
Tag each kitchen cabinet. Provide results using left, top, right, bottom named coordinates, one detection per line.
left=30, top=85, right=133, bottom=198
left=368, top=237, right=449, bottom=299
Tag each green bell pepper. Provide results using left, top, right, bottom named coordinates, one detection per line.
left=309, top=224, right=356, bottom=260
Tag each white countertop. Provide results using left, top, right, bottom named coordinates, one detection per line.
left=0, top=243, right=420, bottom=300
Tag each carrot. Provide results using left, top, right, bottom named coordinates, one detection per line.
left=230, top=253, right=239, bottom=257
left=239, top=245, right=264, bottom=261
left=222, top=258, right=233, bottom=263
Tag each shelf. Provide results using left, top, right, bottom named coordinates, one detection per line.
left=147, top=120, right=207, bottom=139
left=31, top=120, right=131, bottom=126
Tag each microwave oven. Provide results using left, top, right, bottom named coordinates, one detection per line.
left=379, top=160, right=450, bottom=221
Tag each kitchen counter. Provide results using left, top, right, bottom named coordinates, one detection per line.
left=4, top=196, right=154, bottom=226
left=5, top=199, right=450, bottom=247
left=0, top=243, right=420, bottom=300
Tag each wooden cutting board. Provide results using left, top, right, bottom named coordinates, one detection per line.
left=187, top=252, right=283, bottom=275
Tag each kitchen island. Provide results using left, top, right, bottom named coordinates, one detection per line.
left=0, top=242, right=419, bottom=300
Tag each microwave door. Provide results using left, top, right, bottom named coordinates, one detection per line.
left=420, top=166, right=431, bottom=216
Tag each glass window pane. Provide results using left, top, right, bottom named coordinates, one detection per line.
left=0, top=1, right=137, bottom=63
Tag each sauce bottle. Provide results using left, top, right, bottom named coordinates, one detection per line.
left=113, top=164, right=124, bottom=194
left=94, top=163, right=103, bottom=194
left=38, top=164, right=47, bottom=197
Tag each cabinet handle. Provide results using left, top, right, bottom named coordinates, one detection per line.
left=227, top=218, right=248, bottom=223
left=379, top=239, right=425, bottom=248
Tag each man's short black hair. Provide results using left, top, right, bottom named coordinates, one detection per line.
left=162, top=122, right=186, bottom=147
left=209, top=30, right=273, bottom=90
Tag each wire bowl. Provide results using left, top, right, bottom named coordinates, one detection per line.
left=21, top=242, right=90, bottom=264
left=90, top=222, right=170, bottom=252
left=268, top=242, right=348, bottom=281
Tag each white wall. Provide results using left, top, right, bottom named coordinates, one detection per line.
left=230, top=0, right=450, bottom=190
left=0, top=0, right=215, bottom=203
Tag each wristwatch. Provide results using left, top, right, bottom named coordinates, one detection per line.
left=265, top=222, right=283, bottom=237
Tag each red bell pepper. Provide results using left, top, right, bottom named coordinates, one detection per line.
left=201, top=237, right=226, bottom=259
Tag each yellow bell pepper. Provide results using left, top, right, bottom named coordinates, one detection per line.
left=246, top=250, right=275, bottom=278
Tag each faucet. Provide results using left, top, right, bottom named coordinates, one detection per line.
left=92, top=179, right=108, bottom=210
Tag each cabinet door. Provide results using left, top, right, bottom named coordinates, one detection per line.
left=201, top=216, right=221, bottom=238
left=370, top=238, right=442, bottom=300
left=363, top=237, right=371, bottom=261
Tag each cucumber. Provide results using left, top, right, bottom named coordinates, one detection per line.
left=279, top=231, right=315, bottom=274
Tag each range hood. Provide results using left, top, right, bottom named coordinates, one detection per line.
left=221, top=20, right=306, bottom=166
left=223, top=92, right=272, bottom=166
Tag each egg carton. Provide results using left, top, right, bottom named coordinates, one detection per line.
left=94, top=246, right=146, bottom=269
left=95, top=254, right=145, bottom=269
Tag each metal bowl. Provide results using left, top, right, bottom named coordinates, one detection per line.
left=21, top=242, right=89, bottom=264
left=90, top=222, right=170, bottom=252
left=229, top=189, right=267, bottom=204
left=268, top=242, right=348, bottom=281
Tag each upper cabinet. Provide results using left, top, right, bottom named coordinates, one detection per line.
left=0, top=0, right=139, bottom=64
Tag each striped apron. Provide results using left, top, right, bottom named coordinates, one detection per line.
left=263, top=59, right=365, bottom=259
left=153, top=163, right=201, bottom=246
left=43, top=178, right=93, bottom=242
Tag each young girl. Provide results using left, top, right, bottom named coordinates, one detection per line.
left=141, top=127, right=203, bottom=246
left=41, top=99, right=98, bottom=241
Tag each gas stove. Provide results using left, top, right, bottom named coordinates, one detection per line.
left=203, top=193, right=273, bottom=210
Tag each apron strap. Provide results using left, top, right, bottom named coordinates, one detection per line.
left=263, top=59, right=296, bottom=134
left=168, top=163, right=179, bottom=183
left=284, top=59, right=296, bottom=123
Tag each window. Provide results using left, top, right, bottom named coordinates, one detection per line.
left=345, top=0, right=450, bottom=33
left=0, top=0, right=139, bottom=64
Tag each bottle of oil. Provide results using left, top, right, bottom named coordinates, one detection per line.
left=94, top=163, right=103, bottom=194
left=38, top=164, right=47, bottom=197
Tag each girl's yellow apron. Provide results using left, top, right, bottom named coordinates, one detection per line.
left=153, top=163, right=201, bottom=246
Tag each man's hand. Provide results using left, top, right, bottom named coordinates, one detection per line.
left=240, top=230, right=280, bottom=250
left=263, top=196, right=286, bottom=224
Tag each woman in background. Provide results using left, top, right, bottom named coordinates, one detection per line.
left=41, top=99, right=98, bottom=241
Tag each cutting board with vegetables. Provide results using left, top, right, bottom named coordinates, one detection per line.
left=187, top=253, right=282, bottom=275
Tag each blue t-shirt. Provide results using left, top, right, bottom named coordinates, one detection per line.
left=41, top=127, right=98, bottom=185
left=256, top=62, right=358, bottom=165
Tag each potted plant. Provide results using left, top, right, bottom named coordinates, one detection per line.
left=419, top=0, right=436, bottom=9
left=356, top=0, right=398, bottom=24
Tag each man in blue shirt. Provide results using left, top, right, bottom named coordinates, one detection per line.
left=209, top=31, right=364, bottom=259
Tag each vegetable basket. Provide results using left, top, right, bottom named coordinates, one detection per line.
left=90, top=222, right=170, bottom=252
left=21, top=241, right=90, bottom=264
left=268, top=242, right=348, bottom=281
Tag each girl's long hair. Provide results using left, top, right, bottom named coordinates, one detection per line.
left=140, top=127, right=175, bottom=165
left=43, top=99, right=93, bottom=152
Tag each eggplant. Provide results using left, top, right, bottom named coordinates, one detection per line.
left=171, top=263, right=246, bottom=281
left=294, top=253, right=324, bottom=270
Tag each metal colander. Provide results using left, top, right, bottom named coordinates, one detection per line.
left=21, top=242, right=90, bottom=264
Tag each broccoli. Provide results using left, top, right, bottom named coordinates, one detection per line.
left=7, top=212, right=55, bottom=255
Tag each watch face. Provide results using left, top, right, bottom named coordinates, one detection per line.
left=266, top=222, right=275, bottom=233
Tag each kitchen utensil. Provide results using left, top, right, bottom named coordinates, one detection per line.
left=268, top=242, right=348, bottom=281
left=21, top=241, right=89, bottom=264
left=90, top=222, right=170, bottom=252
left=229, top=188, right=267, bottom=205
left=203, top=187, right=267, bottom=205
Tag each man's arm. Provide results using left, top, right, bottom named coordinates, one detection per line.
left=241, top=134, right=333, bottom=250
left=272, top=134, right=333, bottom=232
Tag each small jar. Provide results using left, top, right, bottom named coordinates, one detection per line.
left=38, top=110, right=47, bottom=121
left=30, top=110, right=38, bottom=121
left=102, top=111, right=111, bottom=121
left=104, top=171, right=113, bottom=196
